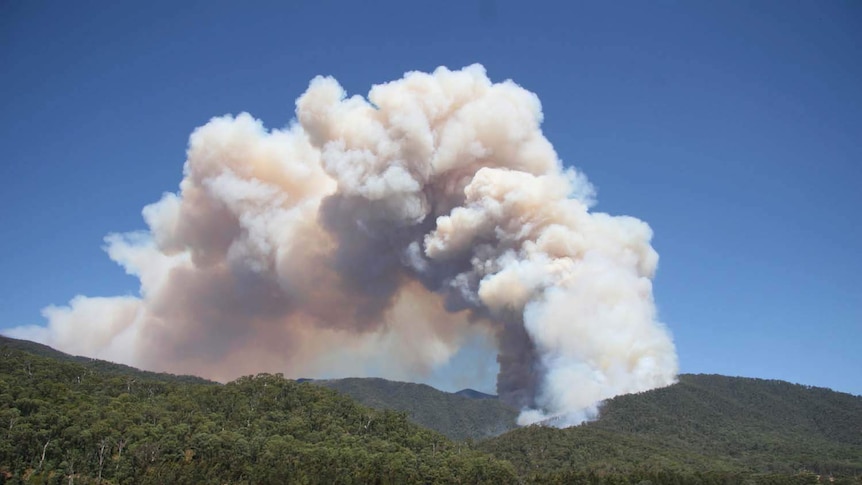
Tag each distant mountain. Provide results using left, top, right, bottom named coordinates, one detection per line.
left=480, top=374, right=862, bottom=481
left=0, top=335, right=214, bottom=385
left=454, top=388, right=497, bottom=400
left=315, top=377, right=518, bottom=441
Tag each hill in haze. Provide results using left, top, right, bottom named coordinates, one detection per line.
left=454, top=388, right=497, bottom=400
left=315, top=377, right=518, bottom=441
left=0, top=335, right=214, bottom=386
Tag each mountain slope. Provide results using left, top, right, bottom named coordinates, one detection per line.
left=4, top=335, right=861, bottom=483
left=0, top=338, right=517, bottom=483
left=455, top=388, right=497, bottom=400
left=480, top=374, right=862, bottom=479
left=0, top=335, right=214, bottom=385
left=316, top=377, right=518, bottom=441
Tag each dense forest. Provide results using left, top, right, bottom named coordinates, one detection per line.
left=2, top=335, right=861, bottom=484
left=480, top=375, right=862, bottom=482
left=316, top=378, right=517, bottom=441
left=0, top=337, right=516, bottom=484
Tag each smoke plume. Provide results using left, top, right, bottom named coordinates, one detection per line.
left=7, top=65, right=677, bottom=425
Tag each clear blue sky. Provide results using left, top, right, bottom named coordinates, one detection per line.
left=2, top=1, right=860, bottom=395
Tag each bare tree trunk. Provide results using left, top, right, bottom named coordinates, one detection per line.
left=97, top=438, right=109, bottom=484
left=116, top=438, right=127, bottom=474
left=37, top=439, right=50, bottom=471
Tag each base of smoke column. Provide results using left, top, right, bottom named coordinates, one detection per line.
left=517, top=405, right=600, bottom=428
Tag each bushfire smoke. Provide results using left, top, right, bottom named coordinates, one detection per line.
left=8, top=65, right=677, bottom=426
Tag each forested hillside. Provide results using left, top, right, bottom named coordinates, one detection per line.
left=316, top=377, right=518, bottom=441
left=3, top=335, right=861, bottom=484
left=0, top=336, right=213, bottom=386
left=0, top=338, right=516, bottom=484
left=480, top=374, right=862, bottom=482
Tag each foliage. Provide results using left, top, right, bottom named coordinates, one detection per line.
left=316, top=377, right=518, bottom=441
left=0, top=340, right=517, bottom=484
left=480, top=374, right=862, bottom=482
left=3, top=333, right=861, bottom=485
left=0, top=336, right=213, bottom=386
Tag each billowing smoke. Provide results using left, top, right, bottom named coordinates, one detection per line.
left=7, top=65, right=677, bottom=425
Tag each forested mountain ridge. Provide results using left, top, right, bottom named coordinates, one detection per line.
left=315, top=377, right=518, bottom=441
left=0, top=339, right=517, bottom=484
left=3, top=335, right=861, bottom=484
left=454, top=389, right=497, bottom=400
left=480, top=374, right=862, bottom=482
left=0, top=335, right=213, bottom=386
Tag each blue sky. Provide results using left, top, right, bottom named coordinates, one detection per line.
left=2, top=1, right=860, bottom=395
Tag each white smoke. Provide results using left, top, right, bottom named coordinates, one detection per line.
left=6, top=65, right=677, bottom=425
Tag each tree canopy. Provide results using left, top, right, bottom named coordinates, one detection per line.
left=2, top=336, right=860, bottom=484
